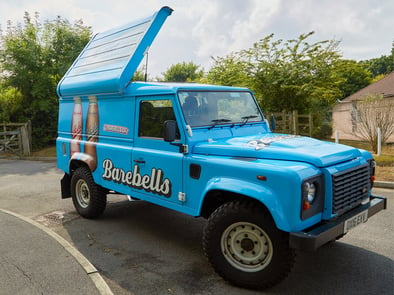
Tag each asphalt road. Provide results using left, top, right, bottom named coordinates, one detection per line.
left=0, top=159, right=393, bottom=295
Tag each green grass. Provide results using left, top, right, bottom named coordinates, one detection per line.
left=31, top=146, right=56, bottom=157
left=375, top=154, right=394, bottom=166
left=332, top=139, right=393, bottom=161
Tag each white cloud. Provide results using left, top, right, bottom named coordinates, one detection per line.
left=188, top=0, right=279, bottom=56
left=1, top=0, right=393, bottom=77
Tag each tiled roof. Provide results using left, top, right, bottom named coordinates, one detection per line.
left=342, top=71, right=394, bottom=102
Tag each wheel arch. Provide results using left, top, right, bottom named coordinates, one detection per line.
left=70, top=158, right=89, bottom=173
left=69, top=152, right=95, bottom=173
left=199, top=178, right=290, bottom=231
left=200, top=189, right=256, bottom=217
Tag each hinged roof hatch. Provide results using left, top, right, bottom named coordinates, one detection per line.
left=57, top=6, right=173, bottom=97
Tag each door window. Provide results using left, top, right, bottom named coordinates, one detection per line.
left=138, top=99, right=179, bottom=139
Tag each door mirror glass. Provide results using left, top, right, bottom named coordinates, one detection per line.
left=270, top=114, right=276, bottom=131
left=163, top=120, right=177, bottom=142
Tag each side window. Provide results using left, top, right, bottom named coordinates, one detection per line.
left=138, top=99, right=179, bottom=139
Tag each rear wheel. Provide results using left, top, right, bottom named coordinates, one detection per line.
left=203, top=200, right=295, bottom=290
left=71, top=167, right=107, bottom=218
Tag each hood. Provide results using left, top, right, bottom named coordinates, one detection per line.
left=193, top=134, right=361, bottom=168
left=57, top=6, right=173, bottom=98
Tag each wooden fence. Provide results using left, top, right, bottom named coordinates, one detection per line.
left=266, top=110, right=313, bottom=137
left=0, top=121, right=32, bottom=157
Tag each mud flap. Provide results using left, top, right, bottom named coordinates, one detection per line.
left=60, top=173, right=71, bottom=199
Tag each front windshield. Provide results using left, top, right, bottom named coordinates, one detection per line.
left=178, top=91, right=264, bottom=127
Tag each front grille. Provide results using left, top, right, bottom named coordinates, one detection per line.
left=332, top=164, right=370, bottom=215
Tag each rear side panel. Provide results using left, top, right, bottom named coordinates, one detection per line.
left=57, top=94, right=135, bottom=177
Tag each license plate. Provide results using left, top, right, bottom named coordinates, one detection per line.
left=344, top=210, right=368, bottom=233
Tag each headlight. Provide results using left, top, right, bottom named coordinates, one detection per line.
left=304, top=182, right=316, bottom=203
left=301, top=175, right=324, bottom=220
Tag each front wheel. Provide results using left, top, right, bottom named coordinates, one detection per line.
left=71, top=167, right=107, bottom=218
left=203, top=200, right=295, bottom=290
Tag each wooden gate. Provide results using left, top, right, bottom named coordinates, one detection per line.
left=0, top=122, right=32, bottom=157
left=267, top=110, right=313, bottom=137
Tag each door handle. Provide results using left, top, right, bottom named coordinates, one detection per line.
left=134, top=159, right=145, bottom=164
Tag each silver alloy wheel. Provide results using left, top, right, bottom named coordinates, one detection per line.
left=75, top=179, right=90, bottom=208
left=221, top=222, right=273, bottom=272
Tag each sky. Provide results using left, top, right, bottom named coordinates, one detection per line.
left=0, top=0, right=393, bottom=78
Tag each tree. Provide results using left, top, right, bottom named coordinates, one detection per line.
left=162, top=61, right=203, bottom=82
left=131, top=69, right=147, bottom=81
left=335, top=59, right=372, bottom=99
left=206, top=54, right=251, bottom=88
left=0, top=84, right=23, bottom=122
left=206, top=32, right=350, bottom=138
left=359, top=43, right=394, bottom=77
left=355, top=94, right=394, bottom=153
left=242, top=32, right=343, bottom=115
left=207, top=32, right=343, bottom=114
left=0, top=12, right=91, bottom=148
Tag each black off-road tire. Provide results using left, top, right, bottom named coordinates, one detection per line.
left=71, top=167, right=107, bottom=219
left=203, top=200, right=295, bottom=290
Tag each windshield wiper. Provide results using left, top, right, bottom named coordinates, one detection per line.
left=240, top=115, right=258, bottom=126
left=208, top=118, right=231, bottom=130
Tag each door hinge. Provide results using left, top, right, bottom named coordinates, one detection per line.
left=178, top=192, right=186, bottom=202
left=180, top=144, right=188, bottom=154
left=170, top=143, right=188, bottom=153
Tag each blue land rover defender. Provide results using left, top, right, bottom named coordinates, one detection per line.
left=56, top=6, right=386, bottom=290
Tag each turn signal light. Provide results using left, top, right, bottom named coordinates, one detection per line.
left=303, top=201, right=311, bottom=210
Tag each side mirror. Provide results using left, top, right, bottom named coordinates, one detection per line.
left=270, top=114, right=276, bottom=132
left=163, top=120, right=177, bottom=142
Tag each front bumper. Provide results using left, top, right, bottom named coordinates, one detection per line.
left=289, top=195, right=387, bottom=251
